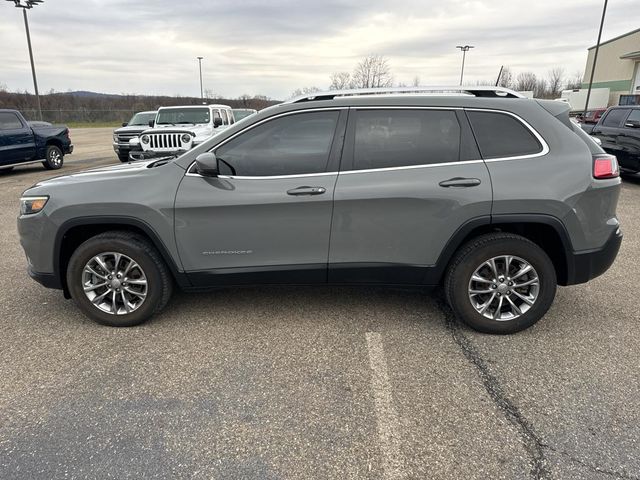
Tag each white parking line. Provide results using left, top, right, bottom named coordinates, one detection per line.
left=365, top=331, right=405, bottom=480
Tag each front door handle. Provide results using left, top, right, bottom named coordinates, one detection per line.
left=438, top=177, right=481, bottom=188
left=287, top=186, right=326, bottom=196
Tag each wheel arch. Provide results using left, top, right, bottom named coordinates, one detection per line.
left=55, top=217, right=190, bottom=297
left=45, top=138, right=64, bottom=150
left=430, top=214, right=573, bottom=286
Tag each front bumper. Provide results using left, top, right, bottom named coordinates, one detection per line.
left=113, top=143, right=142, bottom=154
left=566, top=228, right=623, bottom=285
left=129, top=150, right=187, bottom=162
left=28, top=266, right=62, bottom=289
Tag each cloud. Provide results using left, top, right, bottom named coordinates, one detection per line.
left=1, top=0, right=638, bottom=99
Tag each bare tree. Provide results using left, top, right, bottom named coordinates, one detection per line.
left=497, top=67, right=513, bottom=89
left=352, top=54, right=393, bottom=89
left=204, top=88, right=221, bottom=100
left=290, top=86, right=321, bottom=98
left=566, top=71, right=584, bottom=90
left=515, top=72, right=538, bottom=92
left=329, top=72, right=352, bottom=90
left=547, top=68, right=565, bottom=98
left=534, top=78, right=548, bottom=99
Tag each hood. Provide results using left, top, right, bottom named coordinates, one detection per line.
left=31, top=160, right=158, bottom=189
left=114, top=125, right=149, bottom=134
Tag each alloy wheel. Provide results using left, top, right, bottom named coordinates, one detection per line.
left=468, top=255, right=540, bottom=321
left=81, top=252, right=148, bottom=315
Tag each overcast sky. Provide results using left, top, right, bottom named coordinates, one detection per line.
left=1, top=0, right=637, bottom=100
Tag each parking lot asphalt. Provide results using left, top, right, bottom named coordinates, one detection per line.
left=0, top=128, right=639, bottom=479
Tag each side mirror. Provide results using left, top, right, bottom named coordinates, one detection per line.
left=624, top=120, right=640, bottom=128
left=148, top=120, right=155, bottom=127
left=122, top=122, right=128, bottom=127
left=195, top=152, right=218, bottom=177
left=213, top=117, right=223, bottom=128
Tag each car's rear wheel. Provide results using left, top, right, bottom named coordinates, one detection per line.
left=42, top=145, right=64, bottom=170
left=444, top=233, right=557, bottom=334
left=66, top=231, right=173, bottom=327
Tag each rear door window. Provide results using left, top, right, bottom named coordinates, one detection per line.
left=601, top=108, right=631, bottom=127
left=222, top=109, right=231, bottom=125
left=467, top=110, right=542, bottom=159
left=351, top=109, right=461, bottom=170
left=625, top=109, right=640, bottom=124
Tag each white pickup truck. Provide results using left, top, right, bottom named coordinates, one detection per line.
left=131, top=104, right=235, bottom=160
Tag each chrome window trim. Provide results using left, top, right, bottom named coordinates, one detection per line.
left=338, top=159, right=485, bottom=175
left=464, top=108, right=550, bottom=162
left=185, top=171, right=338, bottom=180
left=184, top=106, right=550, bottom=179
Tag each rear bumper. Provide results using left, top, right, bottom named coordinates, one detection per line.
left=64, top=144, right=74, bottom=155
left=566, top=228, right=622, bottom=285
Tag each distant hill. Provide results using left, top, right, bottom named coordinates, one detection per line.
left=61, top=91, right=125, bottom=98
left=0, top=89, right=278, bottom=123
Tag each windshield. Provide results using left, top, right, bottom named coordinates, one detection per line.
left=156, top=108, right=210, bottom=125
left=128, top=112, right=156, bottom=126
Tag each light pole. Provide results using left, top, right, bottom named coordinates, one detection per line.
left=584, top=0, right=608, bottom=116
left=456, top=45, right=474, bottom=86
left=197, top=56, right=204, bottom=102
left=7, top=0, right=44, bottom=121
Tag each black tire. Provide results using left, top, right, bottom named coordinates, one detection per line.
left=66, top=231, right=173, bottom=327
left=444, top=233, right=557, bottom=334
left=118, top=153, right=130, bottom=163
left=42, top=145, right=64, bottom=170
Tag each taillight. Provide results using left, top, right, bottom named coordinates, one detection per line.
left=593, top=154, right=619, bottom=179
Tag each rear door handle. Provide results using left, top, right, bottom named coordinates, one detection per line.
left=287, top=186, right=326, bottom=196
left=438, top=177, right=481, bottom=188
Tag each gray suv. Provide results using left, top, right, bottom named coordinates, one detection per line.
left=17, top=87, right=622, bottom=333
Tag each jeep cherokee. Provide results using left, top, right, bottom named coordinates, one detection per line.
left=17, top=87, right=622, bottom=333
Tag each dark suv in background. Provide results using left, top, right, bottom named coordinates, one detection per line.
left=582, top=105, right=640, bottom=173
left=112, top=110, right=156, bottom=162
left=18, top=87, right=622, bottom=334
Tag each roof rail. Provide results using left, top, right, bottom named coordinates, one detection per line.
left=285, top=86, right=526, bottom=103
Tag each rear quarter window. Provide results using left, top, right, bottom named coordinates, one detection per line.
left=467, top=110, right=543, bottom=159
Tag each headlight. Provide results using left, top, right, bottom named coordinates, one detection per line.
left=141, top=135, right=150, bottom=144
left=181, top=133, right=191, bottom=143
left=20, top=196, right=49, bottom=215
left=113, top=134, right=118, bottom=142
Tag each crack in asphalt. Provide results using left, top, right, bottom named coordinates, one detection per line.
left=439, top=299, right=640, bottom=480
left=546, top=445, right=640, bottom=480
left=438, top=299, right=549, bottom=480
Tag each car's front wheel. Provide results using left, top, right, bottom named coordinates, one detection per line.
left=66, top=231, right=173, bottom=327
left=444, top=233, right=557, bottom=334
left=118, top=153, right=130, bottom=163
left=42, top=145, right=64, bottom=170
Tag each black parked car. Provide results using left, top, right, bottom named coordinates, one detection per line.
left=585, top=106, right=640, bottom=173
left=112, top=110, right=156, bottom=162
left=0, top=109, right=73, bottom=172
